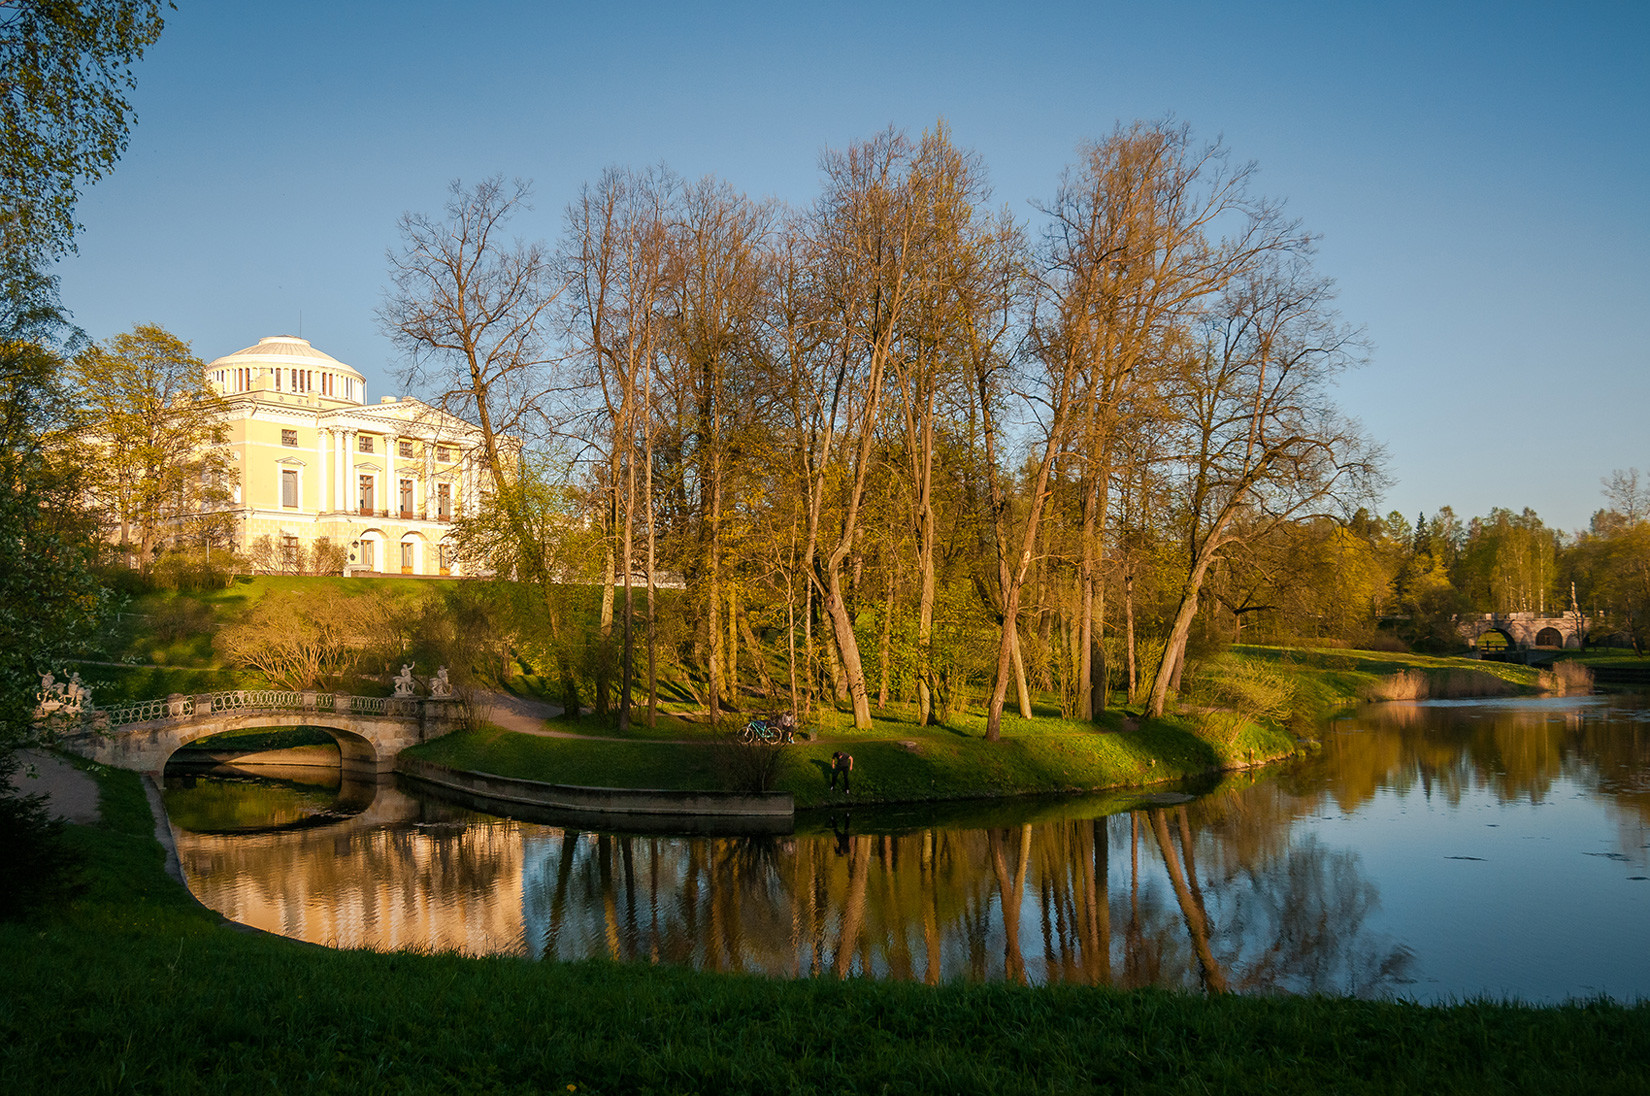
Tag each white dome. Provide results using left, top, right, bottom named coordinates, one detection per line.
left=207, top=335, right=364, bottom=380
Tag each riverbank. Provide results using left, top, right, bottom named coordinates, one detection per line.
left=404, top=705, right=1301, bottom=811
left=401, top=646, right=1559, bottom=812
left=4, top=762, right=1647, bottom=1095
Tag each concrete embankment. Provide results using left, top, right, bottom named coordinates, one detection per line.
left=396, top=756, right=794, bottom=835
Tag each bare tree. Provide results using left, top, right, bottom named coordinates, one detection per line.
left=1146, top=256, right=1380, bottom=715
left=380, top=177, right=584, bottom=716
left=1037, top=122, right=1305, bottom=721
left=796, top=128, right=931, bottom=731
left=564, top=166, right=673, bottom=728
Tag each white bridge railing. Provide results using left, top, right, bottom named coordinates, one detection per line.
left=98, top=690, right=426, bottom=728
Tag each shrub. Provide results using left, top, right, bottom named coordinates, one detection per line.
left=711, top=722, right=793, bottom=793
left=0, top=786, right=83, bottom=921
left=1538, top=660, right=1594, bottom=696
left=1184, top=654, right=1295, bottom=724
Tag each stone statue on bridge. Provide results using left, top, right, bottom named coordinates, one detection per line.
left=36, top=671, right=90, bottom=716
left=430, top=667, right=453, bottom=698
left=393, top=664, right=418, bottom=697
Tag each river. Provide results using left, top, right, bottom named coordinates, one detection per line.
left=163, top=695, right=1650, bottom=1003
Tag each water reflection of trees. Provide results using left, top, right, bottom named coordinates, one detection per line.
left=512, top=802, right=1412, bottom=997
left=1287, top=700, right=1650, bottom=833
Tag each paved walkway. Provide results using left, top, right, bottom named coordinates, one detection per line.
left=8, top=749, right=100, bottom=823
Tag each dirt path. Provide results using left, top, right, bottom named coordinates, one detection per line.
left=8, top=749, right=100, bottom=823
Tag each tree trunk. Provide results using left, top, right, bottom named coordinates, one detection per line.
left=739, top=607, right=776, bottom=700
left=876, top=566, right=895, bottom=708
left=824, top=560, right=872, bottom=728
left=1011, top=628, right=1032, bottom=719
left=1148, top=533, right=1226, bottom=716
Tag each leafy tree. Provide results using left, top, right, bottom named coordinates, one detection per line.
left=0, top=0, right=166, bottom=918
left=1570, top=506, right=1650, bottom=654
left=0, top=338, right=106, bottom=749
left=1454, top=507, right=1560, bottom=615
left=72, top=323, right=235, bottom=569
left=0, top=0, right=167, bottom=270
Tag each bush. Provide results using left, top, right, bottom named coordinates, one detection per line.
left=1184, top=653, right=1295, bottom=724
left=710, top=722, right=793, bottom=793
left=0, top=786, right=83, bottom=921
left=1539, top=660, right=1594, bottom=696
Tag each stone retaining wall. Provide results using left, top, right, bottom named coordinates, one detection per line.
left=396, top=757, right=794, bottom=834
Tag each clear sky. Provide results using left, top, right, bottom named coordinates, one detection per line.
left=52, top=0, right=1649, bottom=534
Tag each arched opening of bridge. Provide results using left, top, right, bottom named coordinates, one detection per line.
left=1535, top=627, right=1563, bottom=648
left=1478, top=629, right=1513, bottom=652
left=161, top=724, right=380, bottom=831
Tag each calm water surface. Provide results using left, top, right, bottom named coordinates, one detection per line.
left=165, top=696, right=1650, bottom=1003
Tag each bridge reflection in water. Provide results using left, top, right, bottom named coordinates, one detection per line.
left=170, top=778, right=1414, bottom=996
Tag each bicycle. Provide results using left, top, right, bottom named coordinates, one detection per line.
left=740, top=711, right=796, bottom=745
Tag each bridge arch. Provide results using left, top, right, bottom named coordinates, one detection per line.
left=61, top=691, right=466, bottom=781
left=164, top=717, right=383, bottom=779
left=1458, top=612, right=1590, bottom=652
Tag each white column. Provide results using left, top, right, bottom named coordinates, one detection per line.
left=344, top=429, right=355, bottom=513
left=423, top=441, right=435, bottom=517
left=316, top=428, right=328, bottom=512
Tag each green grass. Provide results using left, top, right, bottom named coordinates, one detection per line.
left=1233, top=644, right=1545, bottom=720
left=408, top=707, right=1297, bottom=810
left=4, top=764, right=1650, bottom=1095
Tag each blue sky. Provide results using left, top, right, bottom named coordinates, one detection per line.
left=54, top=1, right=1649, bottom=532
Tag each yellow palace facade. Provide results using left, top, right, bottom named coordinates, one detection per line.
left=205, top=336, right=488, bottom=577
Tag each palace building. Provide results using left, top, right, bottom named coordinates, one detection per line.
left=205, top=335, right=489, bottom=577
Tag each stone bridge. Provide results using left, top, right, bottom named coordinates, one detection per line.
left=54, top=689, right=466, bottom=781
left=1456, top=612, right=1590, bottom=651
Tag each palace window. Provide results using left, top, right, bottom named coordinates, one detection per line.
left=436, top=446, right=452, bottom=462
left=401, top=540, right=415, bottom=573
left=358, top=435, right=374, bottom=453
left=281, top=468, right=298, bottom=508
left=399, top=439, right=414, bottom=458
left=281, top=429, right=298, bottom=447
left=359, top=538, right=375, bottom=571
left=437, top=482, right=451, bottom=521
left=399, top=478, right=415, bottom=517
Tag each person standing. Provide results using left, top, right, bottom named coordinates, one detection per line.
left=829, top=750, right=854, bottom=794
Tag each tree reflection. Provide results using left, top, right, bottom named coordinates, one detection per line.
left=182, top=697, right=1650, bottom=996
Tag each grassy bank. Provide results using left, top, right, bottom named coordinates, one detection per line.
left=1231, top=645, right=1546, bottom=719
left=407, top=706, right=1297, bottom=810
left=4, top=764, right=1648, bottom=1095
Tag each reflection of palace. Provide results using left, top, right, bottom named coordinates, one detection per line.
left=177, top=792, right=531, bottom=954
left=204, top=336, right=491, bottom=576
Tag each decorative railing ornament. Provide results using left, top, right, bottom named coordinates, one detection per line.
left=85, top=689, right=432, bottom=728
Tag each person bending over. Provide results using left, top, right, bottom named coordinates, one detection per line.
left=829, top=750, right=854, bottom=794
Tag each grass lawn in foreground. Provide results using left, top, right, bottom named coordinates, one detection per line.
left=3, top=763, right=1649, bottom=1095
